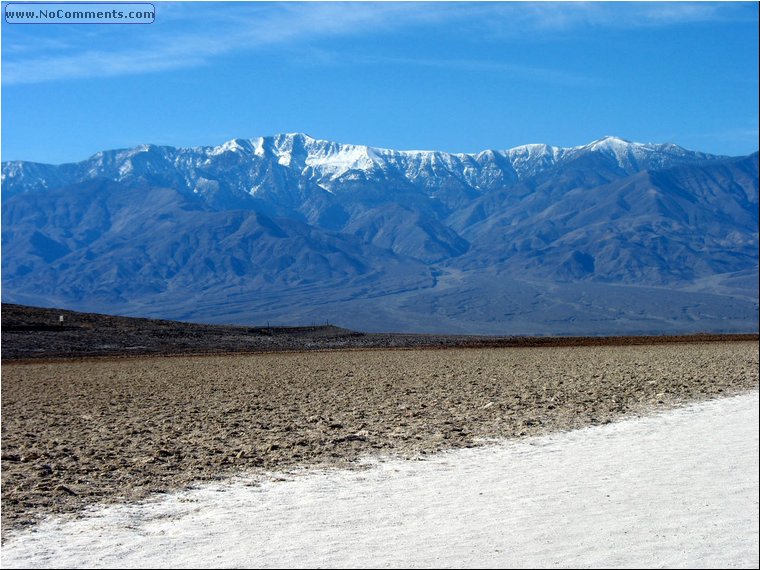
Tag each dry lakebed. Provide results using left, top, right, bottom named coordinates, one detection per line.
left=2, top=338, right=758, bottom=537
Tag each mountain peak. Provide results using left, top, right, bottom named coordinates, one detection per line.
left=274, top=132, right=318, bottom=145
left=585, top=136, right=635, bottom=149
left=211, top=138, right=255, bottom=155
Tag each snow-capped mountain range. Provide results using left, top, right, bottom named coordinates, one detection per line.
left=2, top=134, right=758, bottom=334
left=1, top=133, right=720, bottom=201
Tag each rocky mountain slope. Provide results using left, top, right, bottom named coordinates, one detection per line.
left=2, top=134, right=757, bottom=334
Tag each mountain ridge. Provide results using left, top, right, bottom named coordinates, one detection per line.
left=2, top=134, right=757, bottom=334
left=0, top=133, right=730, bottom=199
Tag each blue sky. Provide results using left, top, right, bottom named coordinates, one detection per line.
left=1, top=1, right=758, bottom=164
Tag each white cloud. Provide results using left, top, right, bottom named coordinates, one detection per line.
left=2, top=1, right=754, bottom=85
left=315, top=52, right=604, bottom=87
left=483, top=1, right=752, bottom=34
left=3, top=2, right=434, bottom=84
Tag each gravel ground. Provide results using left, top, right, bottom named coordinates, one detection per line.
left=1, top=341, right=757, bottom=537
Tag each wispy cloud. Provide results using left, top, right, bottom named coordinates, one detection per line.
left=477, top=1, right=755, bottom=35
left=3, top=2, right=430, bottom=84
left=2, top=2, right=754, bottom=85
left=306, top=51, right=604, bottom=87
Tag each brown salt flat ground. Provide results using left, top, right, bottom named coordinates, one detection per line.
left=1, top=341, right=758, bottom=536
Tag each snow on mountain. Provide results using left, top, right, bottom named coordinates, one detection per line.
left=1, top=135, right=756, bottom=334
left=1, top=133, right=723, bottom=202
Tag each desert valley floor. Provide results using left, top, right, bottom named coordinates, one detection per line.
left=2, top=339, right=757, bottom=539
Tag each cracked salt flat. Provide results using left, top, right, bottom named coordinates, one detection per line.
left=2, top=391, right=758, bottom=569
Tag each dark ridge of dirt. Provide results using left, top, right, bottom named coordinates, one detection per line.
left=2, top=303, right=758, bottom=362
